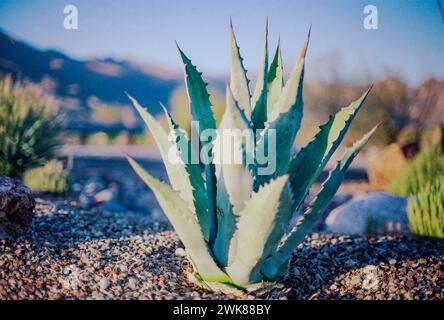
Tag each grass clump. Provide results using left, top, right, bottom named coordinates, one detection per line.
left=24, top=160, right=71, bottom=194
left=390, top=147, right=444, bottom=196
left=407, top=180, right=444, bottom=239
left=0, top=76, right=62, bottom=177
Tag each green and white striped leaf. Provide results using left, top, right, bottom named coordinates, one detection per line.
left=161, top=103, right=212, bottom=242
left=267, top=28, right=310, bottom=123
left=254, top=30, right=310, bottom=188
left=126, top=155, right=231, bottom=283
left=288, top=88, right=371, bottom=212
left=214, top=87, right=254, bottom=213
left=212, top=170, right=238, bottom=267
left=261, top=125, right=378, bottom=280
left=226, top=175, right=292, bottom=286
left=212, top=88, right=254, bottom=268
left=127, top=94, right=195, bottom=211
left=177, top=45, right=216, bottom=132
left=267, top=38, right=284, bottom=118
left=177, top=45, right=218, bottom=243
left=251, top=20, right=268, bottom=130
left=230, top=21, right=251, bottom=118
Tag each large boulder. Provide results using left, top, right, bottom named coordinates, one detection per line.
left=0, top=174, right=35, bottom=239
left=325, top=192, right=409, bottom=235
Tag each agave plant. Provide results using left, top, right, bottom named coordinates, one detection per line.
left=126, top=23, right=377, bottom=292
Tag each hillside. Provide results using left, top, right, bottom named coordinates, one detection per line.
left=0, top=30, right=180, bottom=116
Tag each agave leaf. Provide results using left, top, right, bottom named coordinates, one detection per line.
left=288, top=88, right=371, bottom=212
left=126, top=155, right=231, bottom=283
left=226, top=175, right=292, bottom=286
left=212, top=88, right=254, bottom=267
left=212, top=170, right=238, bottom=267
left=250, top=20, right=268, bottom=130
left=214, top=87, right=254, bottom=212
left=177, top=45, right=218, bottom=243
left=261, top=125, right=378, bottom=280
left=204, top=162, right=218, bottom=244
left=254, top=30, right=310, bottom=188
left=126, top=95, right=196, bottom=209
left=267, top=38, right=284, bottom=118
left=177, top=45, right=216, bottom=132
left=268, top=28, right=310, bottom=122
left=214, top=86, right=252, bottom=178
left=230, top=21, right=251, bottom=117
left=160, top=103, right=213, bottom=242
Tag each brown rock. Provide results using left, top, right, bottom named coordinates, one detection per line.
left=0, top=174, right=35, bottom=239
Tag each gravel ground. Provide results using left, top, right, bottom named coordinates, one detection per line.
left=1, top=199, right=443, bottom=300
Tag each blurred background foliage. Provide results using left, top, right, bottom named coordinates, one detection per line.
left=24, top=159, right=71, bottom=194
left=0, top=76, right=62, bottom=177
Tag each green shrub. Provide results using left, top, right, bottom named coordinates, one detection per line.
left=407, top=180, right=444, bottom=238
left=24, top=160, right=71, bottom=194
left=390, top=147, right=444, bottom=196
left=0, top=76, right=62, bottom=177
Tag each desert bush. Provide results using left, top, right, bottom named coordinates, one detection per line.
left=0, top=76, right=62, bottom=177
left=407, top=180, right=444, bottom=239
left=126, top=24, right=377, bottom=292
left=305, top=77, right=410, bottom=147
left=390, top=147, right=444, bottom=196
left=305, top=77, right=444, bottom=148
left=367, top=143, right=408, bottom=191
left=24, top=160, right=71, bottom=194
left=420, top=125, right=444, bottom=150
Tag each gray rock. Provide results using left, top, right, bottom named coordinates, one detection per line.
left=78, top=176, right=106, bottom=208
left=94, top=183, right=126, bottom=212
left=325, top=192, right=409, bottom=235
left=0, top=174, right=35, bottom=239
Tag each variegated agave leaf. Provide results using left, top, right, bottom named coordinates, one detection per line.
left=212, top=170, right=238, bottom=267
left=126, top=95, right=196, bottom=210
left=214, top=86, right=254, bottom=212
left=288, top=88, right=372, bottom=212
left=254, top=29, right=310, bottom=189
left=160, top=103, right=212, bottom=242
left=267, top=38, right=284, bottom=118
left=230, top=20, right=251, bottom=117
left=126, top=155, right=231, bottom=283
left=177, top=45, right=218, bottom=243
left=261, top=125, right=378, bottom=280
left=212, top=87, right=254, bottom=268
left=226, top=175, right=292, bottom=286
left=251, top=20, right=268, bottom=130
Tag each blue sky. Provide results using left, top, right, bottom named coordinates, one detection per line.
left=0, top=0, right=443, bottom=85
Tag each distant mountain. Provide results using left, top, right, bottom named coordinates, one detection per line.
left=0, top=30, right=180, bottom=116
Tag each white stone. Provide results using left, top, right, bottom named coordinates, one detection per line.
left=325, top=192, right=408, bottom=235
